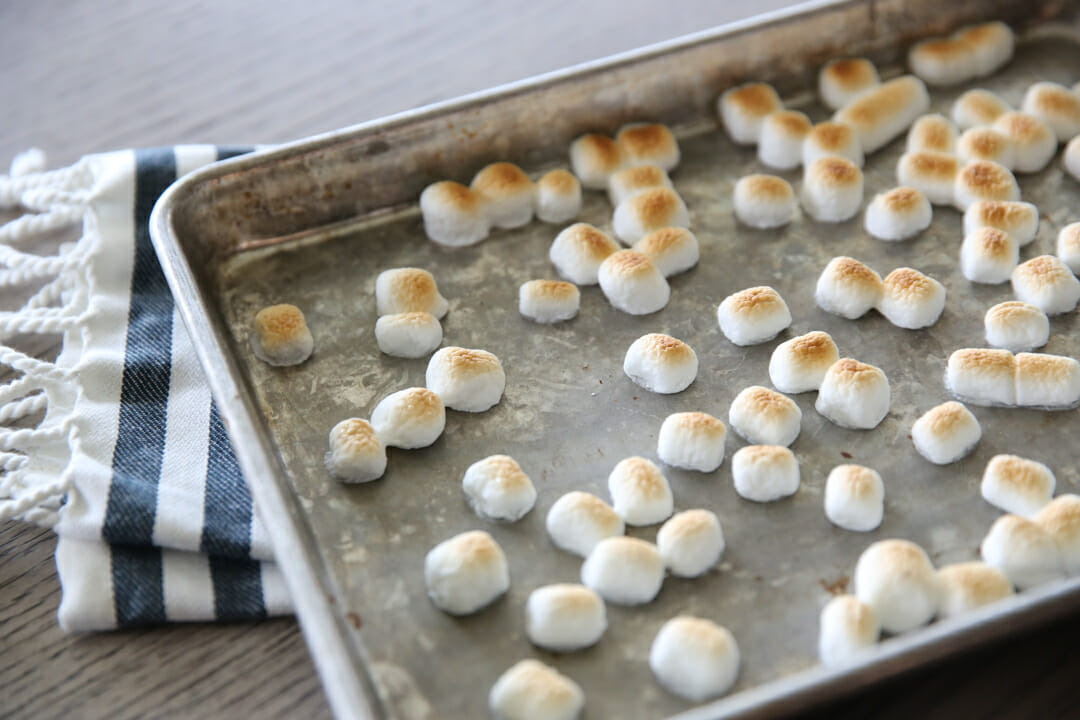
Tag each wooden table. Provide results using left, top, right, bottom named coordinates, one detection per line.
left=2, top=2, right=1079, bottom=717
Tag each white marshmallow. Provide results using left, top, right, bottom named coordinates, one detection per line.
left=1057, top=222, right=1080, bottom=274
left=607, top=457, right=673, bottom=526
left=598, top=250, right=670, bottom=315
left=1015, top=352, right=1080, bottom=410
left=984, top=301, right=1049, bottom=352
left=815, top=256, right=884, bottom=319
left=816, top=358, right=890, bottom=430
left=656, top=509, right=725, bottom=578
left=569, top=133, right=623, bottom=189
left=769, top=330, right=840, bottom=394
left=1021, top=81, right=1080, bottom=142
left=370, top=387, right=446, bottom=449
left=623, top=333, right=698, bottom=394
left=731, top=445, right=800, bottom=503
left=952, top=89, right=1012, bottom=130
left=633, top=227, right=699, bottom=277
left=801, top=156, right=864, bottom=222
left=375, top=267, right=450, bottom=319
left=462, top=455, right=537, bottom=522
left=419, top=180, right=490, bottom=247
left=728, top=385, right=801, bottom=447
left=545, top=491, right=624, bottom=558
left=957, top=127, right=1015, bottom=169
left=909, top=22, right=1014, bottom=86
left=716, top=286, right=792, bottom=346
left=535, top=169, right=583, bottom=224
left=733, top=174, right=797, bottom=229
left=993, top=112, right=1056, bottom=174
left=617, top=123, right=681, bottom=172
left=612, top=187, right=690, bottom=245
left=649, top=617, right=739, bottom=701
left=954, top=22, right=1015, bottom=78
left=802, top=121, right=865, bottom=168
left=1011, top=255, right=1080, bottom=315
left=980, top=514, right=1065, bottom=590
left=718, top=82, right=784, bottom=145
left=424, top=530, right=510, bottom=615
left=489, top=659, right=584, bottom=720
left=325, top=418, right=387, bottom=483
left=963, top=200, right=1038, bottom=247
left=907, top=114, right=958, bottom=153
left=981, top=454, right=1055, bottom=517
left=1035, top=495, right=1080, bottom=575
left=374, top=312, right=443, bottom=359
left=864, top=187, right=932, bottom=241
left=833, top=76, right=930, bottom=154
left=758, top=110, right=812, bottom=170
left=896, top=151, right=958, bottom=206
left=657, top=411, right=727, bottom=473
left=935, top=562, right=1014, bottom=618
left=853, top=539, right=939, bottom=633
left=953, top=160, right=1020, bottom=211
left=818, top=595, right=880, bottom=667
left=911, top=401, right=981, bottom=465
left=878, top=267, right=946, bottom=329
left=251, top=304, right=314, bottom=367
left=1064, top=135, right=1080, bottom=182
left=819, top=58, right=880, bottom=111
left=824, top=464, right=885, bottom=532
left=549, top=223, right=619, bottom=286
left=944, top=348, right=1017, bottom=407
left=960, top=227, right=1018, bottom=284
left=519, top=280, right=580, bottom=324
left=607, top=165, right=673, bottom=207
left=425, top=346, right=505, bottom=412
left=525, top=584, right=606, bottom=652
left=580, top=536, right=664, bottom=605
left=471, top=162, right=536, bottom=229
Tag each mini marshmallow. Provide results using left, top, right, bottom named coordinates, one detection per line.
left=853, top=539, right=938, bottom=633
left=657, top=411, right=727, bottom=472
left=580, top=536, right=664, bottom=605
left=907, top=114, right=958, bottom=153
left=649, top=617, right=739, bottom=702
left=984, top=301, right=1049, bottom=352
left=953, top=160, right=1020, bottom=211
left=1035, top=495, right=1080, bottom=575
left=815, top=256, right=884, bottom=319
left=525, top=584, right=607, bottom=652
left=936, top=562, right=1014, bottom=618
left=374, top=311, right=442, bottom=359
left=598, top=250, right=670, bottom=315
left=733, top=174, right=797, bottom=229
left=425, top=346, right=505, bottom=412
left=758, top=110, right=812, bottom=170
left=612, top=187, right=690, bottom=245
left=718, top=82, right=784, bottom=145
left=952, top=89, right=1012, bottom=130
left=535, top=169, right=583, bottom=224
left=731, top=445, right=800, bottom=503
left=424, top=530, right=510, bottom=615
left=1015, top=352, right=1080, bottom=409
left=945, top=348, right=1017, bottom=407
left=370, top=387, right=446, bottom=449
left=519, top=280, right=580, bottom=323
left=463, top=454, right=537, bottom=522
left=716, top=286, right=792, bottom=346
left=896, top=151, right=958, bottom=206
left=960, top=227, right=1018, bottom=284
left=818, top=595, right=880, bottom=667
left=1021, top=81, right=1080, bottom=142
left=993, top=112, right=1056, bottom=173
left=878, top=267, right=946, bottom=329
left=375, top=267, right=450, bottom=319
left=251, top=303, right=314, bottom=366
left=954, top=21, right=1015, bottom=78
left=1057, top=222, right=1080, bottom=274
left=824, top=464, right=885, bottom=532
left=607, top=165, right=673, bottom=207
left=633, top=227, right=699, bottom=277
left=864, top=187, right=932, bottom=241
left=419, top=180, right=490, bottom=246
left=909, top=22, right=1014, bottom=86
left=802, top=121, right=865, bottom=168
left=607, top=456, right=674, bottom=526
left=819, top=58, right=881, bottom=111
left=617, top=123, right=680, bottom=171
left=980, top=514, right=1065, bottom=590
left=981, top=454, right=1055, bottom=517
left=549, top=223, right=619, bottom=285
left=471, top=162, right=536, bottom=229
left=957, top=127, right=1015, bottom=169
left=623, top=333, right=698, bottom=394
left=1065, top=135, right=1080, bottom=181
left=489, top=659, right=584, bottom=720
left=963, top=200, right=1038, bottom=247
left=911, top=401, right=981, bottom=465
left=801, top=156, right=864, bottom=222
left=816, top=358, right=890, bottom=430
left=833, top=76, right=930, bottom=154
left=570, top=133, right=624, bottom=189
left=656, top=509, right=725, bottom=578
left=728, top=385, right=802, bottom=447
left=546, top=491, right=624, bottom=558
left=769, top=330, right=840, bottom=393
left=1011, top=255, right=1080, bottom=315
left=325, top=418, right=387, bottom=483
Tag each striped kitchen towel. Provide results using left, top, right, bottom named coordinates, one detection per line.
left=0, top=146, right=292, bottom=630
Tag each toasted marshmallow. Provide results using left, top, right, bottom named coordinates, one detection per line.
left=1057, top=222, right=1080, bottom=274
left=463, top=454, right=537, bottom=522
left=598, top=250, right=670, bottom=315
left=908, top=37, right=977, bottom=87
left=535, top=169, right=583, bottom=224
left=957, top=127, right=1015, bottom=169
left=815, top=256, right=884, bottom=319
left=963, top=200, right=1038, bottom=247
left=525, top=584, right=606, bottom=652
left=769, top=331, right=840, bottom=393
left=758, top=110, right=812, bottom=170
left=375, top=267, right=449, bottom=319
left=911, top=401, right=981, bottom=465
left=953, top=160, right=1020, bottom=211
left=580, top=536, right=664, bottom=605
left=878, top=267, right=946, bottom=329
left=424, top=530, right=509, bottom=615
left=824, top=464, right=885, bottom=532
left=984, top=301, right=1049, bottom=352
left=612, top=187, right=690, bottom=245
left=818, top=596, right=880, bottom=667
left=960, top=227, right=1018, bottom=284
left=657, top=411, right=727, bottom=472
left=546, top=491, right=624, bottom=558
left=370, top=387, right=445, bottom=449
left=251, top=304, right=314, bottom=366
left=980, top=514, right=1065, bottom=590
left=907, top=114, right=958, bottom=153
left=633, top=227, right=699, bottom=277
left=936, top=562, right=1014, bottom=618
left=1015, top=352, right=1080, bottom=409
left=981, top=454, right=1055, bottom=517
left=1011, top=255, right=1080, bottom=315
left=733, top=174, right=797, bottom=229
left=569, top=133, right=623, bottom=189
left=945, top=348, right=1017, bottom=407
left=864, top=187, right=932, bottom=241
left=471, top=162, right=535, bottom=229
left=718, top=82, right=784, bottom=145
left=656, top=509, right=725, bottom=578
left=819, top=58, right=881, bottom=111
left=489, top=659, right=584, bottom=720
left=896, top=151, right=958, bottom=206
left=519, top=280, right=580, bottom=324
left=617, top=123, right=680, bottom=171
left=623, top=333, right=698, bottom=394
left=549, top=223, right=619, bottom=285
left=1065, top=135, right=1080, bottom=181
left=731, top=445, right=800, bottom=503
left=802, top=121, right=865, bottom=168
left=325, top=418, right=387, bottom=483
left=952, top=89, right=1012, bottom=130
left=728, top=385, right=801, bottom=447
left=716, top=286, right=792, bottom=346
left=649, top=617, right=739, bottom=701
left=607, top=165, right=674, bottom=207
left=374, top=311, right=442, bottom=359
left=425, top=346, right=505, bottom=412
left=954, top=21, right=1015, bottom=77
left=853, top=539, right=938, bottom=633
left=816, top=359, right=890, bottom=430
left=607, top=456, right=674, bottom=526
left=801, top=156, right=864, bottom=222
left=1035, top=495, right=1080, bottom=575
left=833, top=76, right=930, bottom=154
left=993, top=112, right=1056, bottom=173
left=419, top=180, right=490, bottom=246
left=1022, top=82, right=1080, bottom=142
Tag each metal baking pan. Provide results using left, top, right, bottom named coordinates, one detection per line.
left=150, top=1, right=1080, bottom=717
